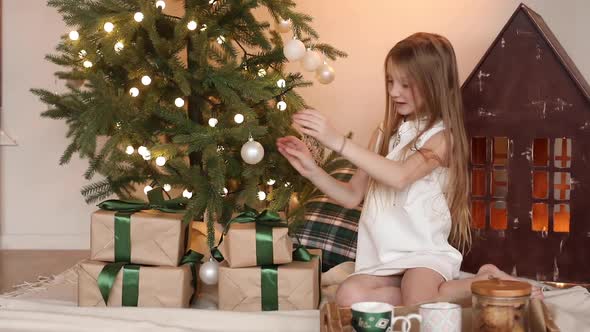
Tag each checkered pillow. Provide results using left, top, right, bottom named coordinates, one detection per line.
left=296, top=166, right=362, bottom=272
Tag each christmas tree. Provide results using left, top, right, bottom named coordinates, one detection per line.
left=31, top=0, right=346, bottom=247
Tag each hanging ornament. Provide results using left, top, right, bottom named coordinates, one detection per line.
left=283, top=39, right=306, bottom=61
left=155, top=156, right=166, bottom=166
left=241, top=136, right=264, bottom=165
left=276, top=18, right=292, bottom=33
left=316, top=63, right=336, bottom=84
left=301, top=49, right=323, bottom=72
left=199, top=258, right=219, bottom=285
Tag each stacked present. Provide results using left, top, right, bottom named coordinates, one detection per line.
left=215, top=206, right=321, bottom=311
left=78, top=188, right=202, bottom=308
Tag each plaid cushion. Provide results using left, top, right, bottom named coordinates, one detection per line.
left=296, top=167, right=362, bottom=272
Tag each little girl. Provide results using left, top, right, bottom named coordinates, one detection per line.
left=277, top=32, right=542, bottom=306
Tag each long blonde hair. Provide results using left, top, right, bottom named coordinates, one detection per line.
left=369, top=32, right=471, bottom=254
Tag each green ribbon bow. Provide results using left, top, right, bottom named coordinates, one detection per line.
left=97, top=188, right=188, bottom=262
left=211, top=205, right=288, bottom=266
left=97, top=250, right=204, bottom=306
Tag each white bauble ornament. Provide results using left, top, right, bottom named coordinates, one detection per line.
left=301, top=50, right=323, bottom=72
left=241, top=137, right=265, bottom=164
left=199, top=258, right=219, bottom=285
left=316, top=63, right=336, bottom=84
left=276, top=18, right=292, bottom=33
left=283, top=39, right=306, bottom=61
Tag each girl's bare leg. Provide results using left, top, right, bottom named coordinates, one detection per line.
left=335, top=274, right=403, bottom=307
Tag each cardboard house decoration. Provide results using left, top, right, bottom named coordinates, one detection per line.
left=461, top=3, right=590, bottom=283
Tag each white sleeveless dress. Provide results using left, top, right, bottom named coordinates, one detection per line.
left=352, top=118, right=462, bottom=281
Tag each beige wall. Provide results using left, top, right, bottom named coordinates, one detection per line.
left=1, top=0, right=588, bottom=249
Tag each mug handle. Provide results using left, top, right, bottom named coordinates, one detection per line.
left=391, top=316, right=411, bottom=332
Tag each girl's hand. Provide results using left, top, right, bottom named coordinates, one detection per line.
left=292, top=109, right=343, bottom=151
left=276, top=136, right=321, bottom=179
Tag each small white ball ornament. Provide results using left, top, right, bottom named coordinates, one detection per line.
left=283, top=39, right=306, bottom=61
left=241, top=137, right=265, bottom=165
left=316, top=63, right=336, bottom=84
left=199, top=258, right=219, bottom=285
left=301, top=50, right=323, bottom=72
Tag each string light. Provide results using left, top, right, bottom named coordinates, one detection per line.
left=187, top=21, right=198, bottom=31
left=129, top=87, right=139, bottom=97
left=208, top=118, right=218, bottom=127
left=114, top=41, right=124, bottom=53
left=155, top=1, right=166, bottom=9
left=257, top=68, right=267, bottom=77
left=163, top=184, right=172, bottom=192
left=134, top=12, right=144, bottom=22
left=209, top=0, right=217, bottom=4
left=69, top=30, right=79, bottom=41
left=137, top=146, right=148, bottom=156
left=142, top=152, right=152, bottom=160
left=200, top=24, right=208, bottom=32
left=141, top=75, right=152, bottom=86
left=221, top=187, right=229, bottom=197
left=277, top=79, right=286, bottom=88
left=144, top=185, right=153, bottom=194
left=277, top=100, right=287, bottom=111
left=155, top=156, right=167, bottom=166
left=125, top=146, right=134, bottom=155
left=217, top=36, right=226, bottom=44
left=267, top=179, right=276, bottom=185
left=257, top=191, right=267, bottom=201
left=183, top=189, right=193, bottom=199
left=234, top=114, right=244, bottom=124
left=284, top=182, right=291, bottom=187
left=103, top=22, right=114, bottom=33
left=83, top=60, right=93, bottom=68
left=78, top=50, right=87, bottom=58
left=175, top=98, right=185, bottom=107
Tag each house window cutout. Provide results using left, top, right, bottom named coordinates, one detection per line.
left=533, top=138, right=549, bottom=167
left=472, top=168, right=486, bottom=196
left=553, top=204, right=570, bottom=233
left=532, top=203, right=548, bottom=232
left=533, top=171, right=548, bottom=199
left=493, top=137, right=509, bottom=166
left=472, top=200, right=486, bottom=229
left=471, top=137, right=487, bottom=165
left=554, top=138, right=572, bottom=168
left=553, top=172, right=571, bottom=200
left=491, top=169, right=508, bottom=197
left=490, top=201, right=508, bottom=230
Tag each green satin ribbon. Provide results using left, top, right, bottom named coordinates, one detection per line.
left=98, top=188, right=188, bottom=263
left=260, top=265, right=279, bottom=311
left=97, top=250, right=204, bottom=306
left=211, top=205, right=288, bottom=266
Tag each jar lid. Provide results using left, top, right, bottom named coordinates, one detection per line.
left=471, top=279, right=532, bottom=297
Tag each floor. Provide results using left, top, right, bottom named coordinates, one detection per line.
left=0, top=250, right=88, bottom=293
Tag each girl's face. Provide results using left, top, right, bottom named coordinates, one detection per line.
left=387, top=69, right=423, bottom=116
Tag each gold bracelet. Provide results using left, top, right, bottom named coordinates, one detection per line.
left=337, top=136, right=347, bottom=154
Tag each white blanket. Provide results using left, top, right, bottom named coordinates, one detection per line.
left=1, top=262, right=589, bottom=331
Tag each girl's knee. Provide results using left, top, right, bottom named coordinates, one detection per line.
left=335, top=282, right=363, bottom=307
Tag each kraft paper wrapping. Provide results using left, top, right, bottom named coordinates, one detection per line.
left=218, top=249, right=321, bottom=311
left=77, top=260, right=195, bottom=308
left=218, top=222, right=293, bottom=268
left=90, top=209, right=188, bottom=267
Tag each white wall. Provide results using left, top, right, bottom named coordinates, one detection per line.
left=1, top=0, right=588, bottom=249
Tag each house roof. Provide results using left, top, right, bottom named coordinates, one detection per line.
left=462, top=3, right=590, bottom=102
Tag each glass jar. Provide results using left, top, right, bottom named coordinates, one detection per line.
left=471, top=279, right=531, bottom=332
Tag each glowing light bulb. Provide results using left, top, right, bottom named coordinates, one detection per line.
left=129, top=87, right=139, bottom=97
left=208, top=118, right=218, bottom=127
left=187, top=21, right=198, bottom=31
left=257, top=191, right=267, bottom=201
left=155, top=156, right=166, bottom=166
left=83, top=60, right=93, bottom=68
left=257, top=68, right=267, bottom=77
left=234, top=113, right=244, bottom=124
left=103, top=22, right=114, bottom=33
left=141, top=75, right=152, bottom=86
left=267, top=179, right=276, bottom=185
left=200, top=24, right=208, bottom=32
left=217, top=36, right=226, bottom=44
left=78, top=50, right=87, bottom=58
left=175, top=98, right=185, bottom=107
left=142, top=152, right=152, bottom=160
left=163, top=184, right=172, bottom=192
left=69, top=30, right=79, bottom=41
left=137, top=146, right=148, bottom=156
left=277, top=79, right=286, bottom=88
left=114, top=41, right=124, bottom=53
left=277, top=101, right=287, bottom=111
left=155, top=1, right=166, bottom=9
left=284, top=182, right=291, bottom=187
left=183, top=189, right=193, bottom=199
left=125, top=146, right=134, bottom=155
left=134, top=12, right=144, bottom=22
left=144, top=185, right=153, bottom=194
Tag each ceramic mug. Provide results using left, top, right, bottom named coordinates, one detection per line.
left=418, top=302, right=462, bottom=332
left=351, top=302, right=421, bottom=332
